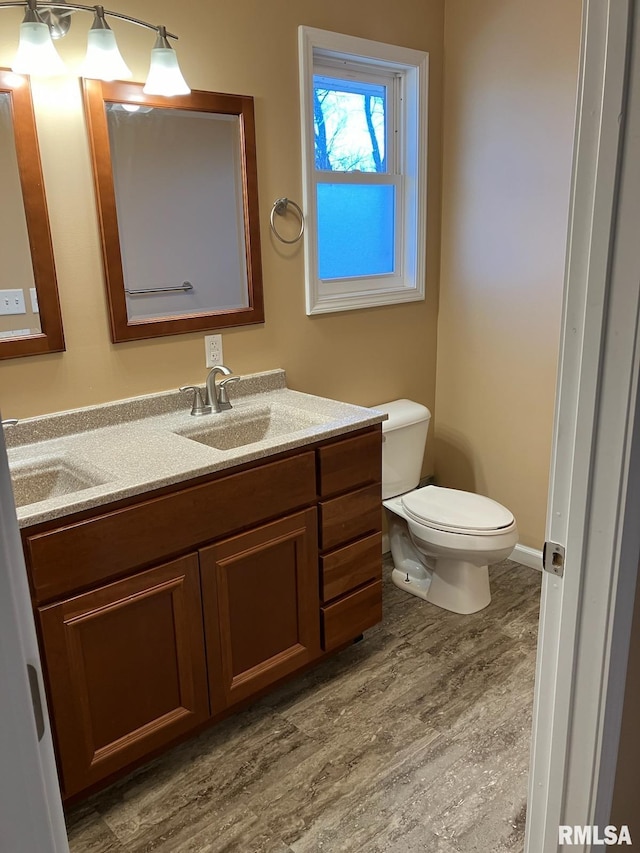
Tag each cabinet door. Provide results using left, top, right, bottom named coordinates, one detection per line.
left=38, top=554, right=209, bottom=797
left=201, top=508, right=320, bottom=711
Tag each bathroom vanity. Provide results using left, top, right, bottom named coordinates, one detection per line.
left=7, top=371, right=384, bottom=800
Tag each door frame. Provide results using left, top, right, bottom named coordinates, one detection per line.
left=526, top=0, right=640, bottom=848
left=0, top=422, right=69, bottom=852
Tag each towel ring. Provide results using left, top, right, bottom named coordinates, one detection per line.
left=270, top=197, right=305, bottom=244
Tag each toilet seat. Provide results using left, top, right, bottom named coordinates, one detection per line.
left=401, top=485, right=515, bottom=536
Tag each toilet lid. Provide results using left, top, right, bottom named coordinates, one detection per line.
left=401, top=486, right=515, bottom=534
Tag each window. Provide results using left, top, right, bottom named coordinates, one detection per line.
left=298, top=27, right=428, bottom=314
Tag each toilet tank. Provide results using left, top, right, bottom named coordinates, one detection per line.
left=375, top=400, right=431, bottom=499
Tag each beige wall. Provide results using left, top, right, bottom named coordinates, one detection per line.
left=435, top=0, right=582, bottom=548
left=0, top=0, right=444, bottom=479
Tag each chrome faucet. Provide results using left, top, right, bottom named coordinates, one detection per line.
left=180, top=366, right=239, bottom=416
left=206, top=365, right=234, bottom=413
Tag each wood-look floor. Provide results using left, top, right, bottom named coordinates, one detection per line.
left=66, top=557, right=541, bottom=853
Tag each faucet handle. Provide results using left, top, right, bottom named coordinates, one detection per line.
left=179, top=386, right=211, bottom=417
left=218, top=376, right=240, bottom=409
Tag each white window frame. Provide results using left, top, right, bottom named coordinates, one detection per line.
left=298, top=27, right=428, bottom=315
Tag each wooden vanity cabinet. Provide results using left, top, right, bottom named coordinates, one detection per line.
left=23, top=427, right=382, bottom=799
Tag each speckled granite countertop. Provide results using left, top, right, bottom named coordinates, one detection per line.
left=5, top=369, right=386, bottom=529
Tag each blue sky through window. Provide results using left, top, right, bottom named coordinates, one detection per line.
left=313, top=75, right=386, bottom=173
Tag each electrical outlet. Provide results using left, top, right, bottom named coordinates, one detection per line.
left=0, top=289, right=26, bottom=316
left=204, top=334, right=223, bottom=367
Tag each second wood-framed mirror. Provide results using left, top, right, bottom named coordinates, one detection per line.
left=82, top=80, right=265, bottom=343
left=0, top=69, right=64, bottom=359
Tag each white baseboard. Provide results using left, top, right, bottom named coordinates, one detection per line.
left=510, top=543, right=543, bottom=571
left=383, top=535, right=542, bottom=571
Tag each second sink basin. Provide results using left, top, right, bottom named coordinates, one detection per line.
left=172, top=404, right=327, bottom=451
left=10, top=458, right=109, bottom=508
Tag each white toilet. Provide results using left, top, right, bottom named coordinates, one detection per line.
left=376, top=400, right=518, bottom=614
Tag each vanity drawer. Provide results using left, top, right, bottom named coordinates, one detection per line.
left=320, top=532, right=382, bottom=603
left=317, top=428, right=382, bottom=497
left=321, top=580, right=382, bottom=651
left=26, top=452, right=316, bottom=603
left=319, top=483, right=382, bottom=551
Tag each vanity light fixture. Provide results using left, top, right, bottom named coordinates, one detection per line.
left=143, top=26, right=189, bottom=96
left=79, top=5, right=131, bottom=81
left=12, top=0, right=66, bottom=75
left=2, top=0, right=189, bottom=94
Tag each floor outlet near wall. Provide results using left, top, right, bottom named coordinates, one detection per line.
left=204, top=334, right=223, bottom=367
left=0, top=289, right=26, bottom=316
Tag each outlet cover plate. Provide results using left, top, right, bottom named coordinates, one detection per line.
left=0, top=289, right=26, bottom=316
left=204, top=334, right=223, bottom=367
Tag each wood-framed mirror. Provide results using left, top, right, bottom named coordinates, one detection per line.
left=82, top=80, right=265, bottom=343
left=0, top=69, right=64, bottom=359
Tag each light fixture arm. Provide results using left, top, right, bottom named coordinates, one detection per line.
left=21, top=0, right=43, bottom=21
left=0, top=1, right=178, bottom=40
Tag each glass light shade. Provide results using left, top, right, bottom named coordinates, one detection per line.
left=80, top=28, right=132, bottom=81
left=12, top=21, right=66, bottom=76
left=143, top=48, right=190, bottom=96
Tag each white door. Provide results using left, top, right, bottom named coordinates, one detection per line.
left=526, top=0, right=640, bottom=848
left=0, top=422, right=69, bottom=852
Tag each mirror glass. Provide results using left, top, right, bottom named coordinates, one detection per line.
left=107, top=105, right=248, bottom=322
left=0, top=71, right=64, bottom=359
left=83, top=81, right=265, bottom=343
left=0, top=92, right=40, bottom=337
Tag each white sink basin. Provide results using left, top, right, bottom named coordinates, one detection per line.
left=10, top=458, right=109, bottom=508
left=172, top=404, right=327, bottom=451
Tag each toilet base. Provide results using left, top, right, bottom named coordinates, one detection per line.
left=391, top=567, right=432, bottom=600
left=392, top=560, right=491, bottom=613
left=427, top=559, right=491, bottom=614
left=385, top=505, right=496, bottom=614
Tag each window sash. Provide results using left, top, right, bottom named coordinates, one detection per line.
left=313, top=174, right=404, bottom=285
left=312, top=62, right=402, bottom=286
left=314, top=171, right=397, bottom=185
left=313, top=61, right=398, bottom=177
